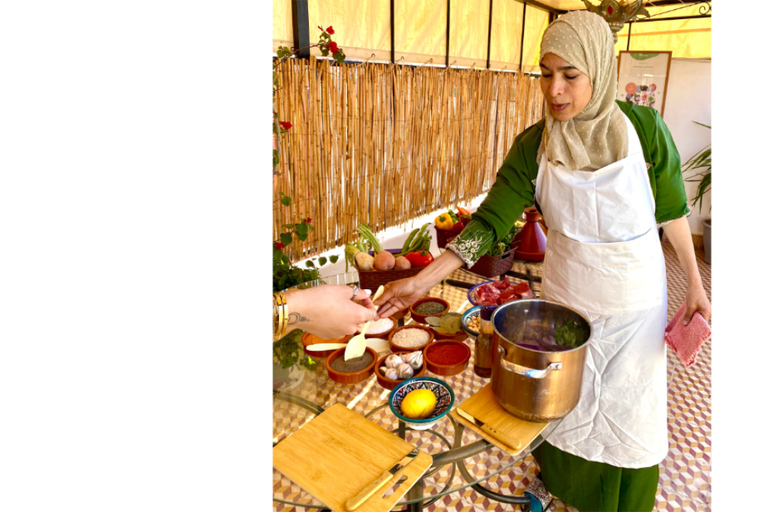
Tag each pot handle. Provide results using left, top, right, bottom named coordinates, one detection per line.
left=496, top=345, right=562, bottom=379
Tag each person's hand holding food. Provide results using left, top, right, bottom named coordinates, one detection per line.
left=282, top=285, right=376, bottom=339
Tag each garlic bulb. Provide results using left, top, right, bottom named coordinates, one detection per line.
left=385, top=354, right=404, bottom=369
left=401, top=351, right=423, bottom=370
left=384, top=367, right=400, bottom=380
left=396, top=362, right=414, bottom=379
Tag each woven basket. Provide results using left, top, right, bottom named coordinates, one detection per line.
left=466, top=245, right=518, bottom=278
left=356, top=248, right=426, bottom=290
left=435, top=227, right=461, bottom=249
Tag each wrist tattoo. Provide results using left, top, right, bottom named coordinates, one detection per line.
left=287, top=312, right=310, bottom=325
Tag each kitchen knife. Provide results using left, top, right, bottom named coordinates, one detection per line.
left=345, top=447, right=419, bottom=511
left=445, top=279, right=475, bottom=290
left=455, top=408, right=523, bottom=450
left=381, top=474, right=408, bottom=499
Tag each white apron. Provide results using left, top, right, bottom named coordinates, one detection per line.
left=535, top=113, right=668, bottom=469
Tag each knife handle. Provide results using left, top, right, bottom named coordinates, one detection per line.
left=345, top=471, right=394, bottom=511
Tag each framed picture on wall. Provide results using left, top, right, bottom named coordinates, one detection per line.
left=616, top=51, right=672, bottom=117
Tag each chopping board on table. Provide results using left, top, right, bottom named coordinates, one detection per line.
left=273, top=403, right=432, bottom=512
left=451, top=384, right=550, bottom=455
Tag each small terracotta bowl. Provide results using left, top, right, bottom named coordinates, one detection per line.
left=326, top=346, right=378, bottom=385
left=374, top=351, right=427, bottom=390
left=301, top=332, right=352, bottom=358
left=356, top=317, right=396, bottom=340
left=429, top=329, right=468, bottom=342
left=409, top=297, right=450, bottom=324
left=424, top=340, right=471, bottom=376
left=388, top=324, right=435, bottom=352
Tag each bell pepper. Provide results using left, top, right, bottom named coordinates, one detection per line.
left=405, top=250, right=434, bottom=268
left=434, top=213, right=454, bottom=230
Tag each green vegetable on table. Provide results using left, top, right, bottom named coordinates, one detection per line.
left=395, top=223, right=432, bottom=257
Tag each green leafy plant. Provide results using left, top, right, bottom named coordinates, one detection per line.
left=273, top=27, right=345, bottom=372
left=683, top=122, right=711, bottom=213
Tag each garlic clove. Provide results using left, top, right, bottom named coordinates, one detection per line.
left=396, top=362, right=414, bottom=379
left=384, top=368, right=400, bottom=380
left=385, top=354, right=404, bottom=369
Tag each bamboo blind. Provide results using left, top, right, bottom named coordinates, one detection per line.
left=273, top=57, right=544, bottom=263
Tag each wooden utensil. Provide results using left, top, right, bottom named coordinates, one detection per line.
left=306, top=343, right=348, bottom=353
left=345, top=286, right=385, bottom=361
left=345, top=447, right=419, bottom=511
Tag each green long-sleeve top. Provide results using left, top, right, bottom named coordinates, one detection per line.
left=448, top=100, right=690, bottom=266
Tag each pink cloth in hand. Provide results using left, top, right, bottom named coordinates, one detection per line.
left=664, top=302, right=711, bottom=368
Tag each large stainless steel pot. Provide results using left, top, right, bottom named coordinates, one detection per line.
left=490, top=299, right=593, bottom=422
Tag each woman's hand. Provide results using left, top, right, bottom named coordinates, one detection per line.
left=684, top=284, right=711, bottom=325
left=375, top=249, right=467, bottom=319
left=662, top=216, right=712, bottom=325
left=374, top=277, right=431, bottom=319
left=284, top=285, right=376, bottom=339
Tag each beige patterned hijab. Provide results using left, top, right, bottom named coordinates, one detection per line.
left=538, top=11, right=628, bottom=171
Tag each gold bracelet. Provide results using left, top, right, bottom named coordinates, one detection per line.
left=273, top=291, right=288, bottom=339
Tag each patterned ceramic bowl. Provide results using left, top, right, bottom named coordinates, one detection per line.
left=388, top=377, right=454, bottom=430
left=461, top=306, right=482, bottom=337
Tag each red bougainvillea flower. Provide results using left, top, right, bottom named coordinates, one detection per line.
left=328, top=42, right=338, bottom=55
left=279, top=121, right=292, bottom=130
left=305, top=217, right=313, bottom=224
left=326, top=26, right=334, bottom=35
left=275, top=242, right=285, bottom=250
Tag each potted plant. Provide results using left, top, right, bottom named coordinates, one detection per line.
left=682, top=122, right=711, bottom=264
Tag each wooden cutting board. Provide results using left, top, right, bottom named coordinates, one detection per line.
left=273, top=403, right=433, bottom=512
left=450, top=384, right=550, bottom=455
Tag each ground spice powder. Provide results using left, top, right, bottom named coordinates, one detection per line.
left=428, top=343, right=468, bottom=365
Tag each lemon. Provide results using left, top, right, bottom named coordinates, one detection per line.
left=400, top=389, right=437, bottom=419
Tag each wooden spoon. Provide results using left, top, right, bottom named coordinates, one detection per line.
left=344, top=285, right=385, bottom=361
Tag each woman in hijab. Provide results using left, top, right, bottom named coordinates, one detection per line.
left=375, top=10, right=710, bottom=512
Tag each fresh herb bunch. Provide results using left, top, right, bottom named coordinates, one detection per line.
left=487, top=226, right=521, bottom=257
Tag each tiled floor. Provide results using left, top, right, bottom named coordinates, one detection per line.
left=273, top=242, right=712, bottom=511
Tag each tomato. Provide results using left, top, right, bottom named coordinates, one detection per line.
left=405, top=250, right=434, bottom=268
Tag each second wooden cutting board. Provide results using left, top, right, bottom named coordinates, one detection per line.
left=452, top=384, right=550, bottom=455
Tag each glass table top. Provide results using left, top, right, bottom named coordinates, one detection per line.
left=272, top=264, right=556, bottom=509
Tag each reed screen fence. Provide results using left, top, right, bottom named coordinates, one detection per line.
left=273, top=57, right=544, bottom=263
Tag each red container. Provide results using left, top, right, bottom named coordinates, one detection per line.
left=424, top=340, right=471, bottom=376
left=512, top=207, right=547, bottom=261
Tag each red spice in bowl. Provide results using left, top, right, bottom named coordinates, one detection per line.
left=424, top=341, right=471, bottom=376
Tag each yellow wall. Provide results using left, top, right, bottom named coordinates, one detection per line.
left=275, top=1, right=710, bottom=66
